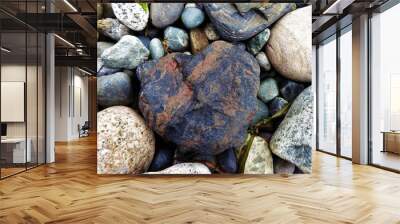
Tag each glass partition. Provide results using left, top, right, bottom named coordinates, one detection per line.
left=0, top=0, right=46, bottom=179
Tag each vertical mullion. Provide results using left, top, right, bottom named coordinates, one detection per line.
left=336, top=29, right=341, bottom=157
left=25, top=0, right=28, bottom=171
left=367, top=11, right=373, bottom=165
left=36, top=0, right=39, bottom=167
left=316, top=45, right=320, bottom=150
left=0, top=22, right=2, bottom=179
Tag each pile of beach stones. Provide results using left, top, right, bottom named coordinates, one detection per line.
left=97, top=3, right=313, bottom=175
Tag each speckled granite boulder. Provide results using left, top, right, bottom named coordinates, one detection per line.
left=97, top=18, right=130, bottom=41
left=266, top=6, right=312, bottom=82
left=97, top=72, right=132, bottom=107
left=112, top=3, right=149, bottom=31
left=270, top=87, right=313, bottom=173
left=101, top=35, right=149, bottom=69
left=97, top=106, right=155, bottom=174
left=151, top=3, right=184, bottom=28
left=145, top=163, right=211, bottom=174
left=244, top=136, right=274, bottom=174
left=137, top=41, right=260, bottom=156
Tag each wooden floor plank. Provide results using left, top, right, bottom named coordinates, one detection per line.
left=0, top=135, right=400, bottom=223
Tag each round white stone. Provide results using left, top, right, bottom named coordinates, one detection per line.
left=266, top=6, right=312, bottom=82
left=97, top=106, right=155, bottom=174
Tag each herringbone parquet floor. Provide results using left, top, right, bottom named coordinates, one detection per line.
left=1, top=135, right=400, bottom=224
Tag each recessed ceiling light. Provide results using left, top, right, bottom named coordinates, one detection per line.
left=1, top=47, right=11, bottom=53
left=54, top=34, right=75, bottom=48
left=63, top=0, right=78, bottom=12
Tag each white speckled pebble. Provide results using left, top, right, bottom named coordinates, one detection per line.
left=97, top=106, right=155, bottom=174
left=112, top=3, right=149, bottom=31
left=144, top=163, right=211, bottom=174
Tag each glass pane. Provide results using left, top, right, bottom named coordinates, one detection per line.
left=318, top=36, right=337, bottom=154
left=38, top=32, right=45, bottom=165
left=1, top=31, right=27, bottom=177
left=340, top=28, right=352, bottom=158
left=27, top=31, right=38, bottom=169
left=371, top=3, right=400, bottom=171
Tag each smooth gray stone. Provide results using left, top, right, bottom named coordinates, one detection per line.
left=258, top=78, right=279, bottom=103
left=101, top=35, right=149, bottom=69
left=181, top=6, right=205, bottom=29
left=149, top=38, right=165, bottom=60
left=97, top=72, right=133, bottom=107
left=258, top=3, right=297, bottom=27
left=256, top=52, right=271, bottom=71
left=266, top=6, right=312, bottom=82
left=270, top=87, right=313, bottom=173
left=151, top=3, right=184, bottom=28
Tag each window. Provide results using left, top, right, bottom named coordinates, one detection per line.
left=317, top=35, right=337, bottom=154
left=339, top=27, right=352, bottom=158
left=370, top=3, right=400, bottom=171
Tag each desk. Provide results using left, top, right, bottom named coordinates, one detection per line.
left=1, top=138, right=31, bottom=163
left=382, top=131, right=400, bottom=155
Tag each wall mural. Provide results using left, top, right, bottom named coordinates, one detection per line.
left=97, top=2, right=313, bottom=175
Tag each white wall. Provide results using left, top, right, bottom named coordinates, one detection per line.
left=54, top=66, right=89, bottom=141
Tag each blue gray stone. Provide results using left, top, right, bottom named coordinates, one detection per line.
left=149, top=38, right=165, bottom=60
left=217, top=148, right=237, bottom=173
left=203, top=3, right=269, bottom=41
left=151, top=3, right=184, bottom=28
left=164, top=26, right=189, bottom=51
left=280, top=80, right=305, bottom=102
left=148, top=144, right=175, bottom=172
left=268, top=97, right=288, bottom=115
left=97, top=72, right=133, bottom=107
left=97, top=58, right=121, bottom=77
left=258, top=78, right=279, bottom=103
left=138, top=36, right=151, bottom=49
left=270, top=87, right=313, bottom=173
left=181, top=6, right=205, bottom=29
left=273, top=155, right=296, bottom=174
left=247, top=28, right=270, bottom=55
left=136, top=41, right=260, bottom=156
left=251, top=99, right=269, bottom=125
left=101, top=35, right=149, bottom=69
left=97, top=42, right=114, bottom=57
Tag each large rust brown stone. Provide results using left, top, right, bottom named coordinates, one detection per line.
left=136, top=41, right=260, bottom=156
